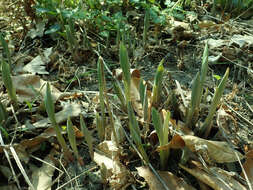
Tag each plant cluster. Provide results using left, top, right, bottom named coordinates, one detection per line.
left=1, top=0, right=252, bottom=189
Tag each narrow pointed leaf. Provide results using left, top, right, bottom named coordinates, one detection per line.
left=67, top=117, right=79, bottom=159
left=80, top=115, right=94, bottom=159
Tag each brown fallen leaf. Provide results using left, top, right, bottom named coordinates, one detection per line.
left=181, top=135, right=245, bottom=163
left=157, top=135, right=244, bottom=163
left=136, top=166, right=196, bottom=190
left=94, top=141, right=134, bottom=190
left=180, top=164, right=247, bottom=190
left=12, top=74, right=61, bottom=103
left=241, top=150, right=253, bottom=184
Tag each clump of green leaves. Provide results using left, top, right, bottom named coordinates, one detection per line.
left=199, top=67, right=229, bottom=137
left=120, top=42, right=149, bottom=164
left=185, top=43, right=208, bottom=129
left=152, top=108, right=170, bottom=170
left=184, top=43, right=229, bottom=138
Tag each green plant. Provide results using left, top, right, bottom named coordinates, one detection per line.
left=35, top=0, right=85, bottom=34
left=80, top=115, right=94, bottom=159
left=199, top=67, right=230, bottom=138
left=45, top=83, right=73, bottom=161
left=139, top=79, right=149, bottom=122
left=67, top=117, right=84, bottom=165
left=98, top=57, right=119, bottom=146
left=143, top=8, right=150, bottom=47
left=186, top=43, right=208, bottom=128
left=1, top=60, right=18, bottom=107
left=0, top=33, right=11, bottom=65
left=128, top=102, right=149, bottom=163
left=113, top=81, right=127, bottom=112
left=185, top=72, right=201, bottom=128
left=120, top=42, right=149, bottom=163
left=152, top=108, right=170, bottom=170
left=95, top=112, right=104, bottom=141
left=67, top=117, right=78, bottom=159
left=97, top=57, right=106, bottom=141
left=0, top=102, right=8, bottom=139
left=152, top=59, right=164, bottom=106
left=65, top=20, right=80, bottom=62
left=119, top=43, right=131, bottom=103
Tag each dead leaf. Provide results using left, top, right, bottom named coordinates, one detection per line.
left=207, top=39, right=229, bottom=49
left=130, top=74, right=143, bottom=117
left=94, top=141, right=134, bottom=190
left=230, top=35, right=253, bottom=48
left=30, top=102, right=82, bottom=128
left=30, top=151, right=56, bottom=190
left=27, top=22, right=45, bottom=39
left=137, top=166, right=196, bottom=190
left=113, top=68, right=148, bottom=117
left=241, top=150, right=253, bottom=183
left=23, top=48, right=53, bottom=75
left=156, top=134, right=185, bottom=151
left=180, top=164, right=247, bottom=190
left=181, top=135, right=245, bottom=163
left=216, top=106, right=238, bottom=137
left=12, top=74, right=61, bottom=102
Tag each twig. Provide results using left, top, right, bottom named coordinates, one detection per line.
left=0, top=133, right=21, bottom=190
left=55, top=166, right=98, bottom=190
left=225, top=102, right=253, bottom=127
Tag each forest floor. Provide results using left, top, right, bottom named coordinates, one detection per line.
left=0, top=1, right=253, bottom=190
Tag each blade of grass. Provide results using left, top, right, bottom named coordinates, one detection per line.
left=185, top=72, right=201, bottom=128
left=98, top=57, right=119, bottom=146
left=80, top=115, right=94, bottom=160
left=198, top=42, right=209, bottom=107
left=113, top=81, right=127, bottom=112
left=0, top=32, right=11, bottom=65
left=1, top=60, right=17, bottom=107
left=120, top=42, right=131, bottom=103
left=97, top=57, right=106, bottom=133
left=95, top=112, right=104, bottom=141
left=143, top=8, right=150, bottom=47
left=152, top=59, right=164, bottom=106
left=200, top=67, right=230, bottom=137
left=152, top=108, right=170, bottom=170
left=67, top=117, right=79, bottom=159
left=128, top=102, right=149, bottom=164
left=45, top=83, right=72, bottom=161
